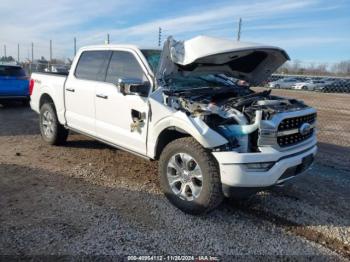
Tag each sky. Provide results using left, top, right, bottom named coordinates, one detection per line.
left=0, top=0, right=349, bottom=64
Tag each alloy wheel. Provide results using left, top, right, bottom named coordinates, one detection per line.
left=167, top=153, right=203, bottom=201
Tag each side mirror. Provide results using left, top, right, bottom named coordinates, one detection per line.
left=117, top=78, right=150, bottom=97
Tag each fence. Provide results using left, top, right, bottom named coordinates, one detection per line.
left=21, top=62, right=70, bottom=75
left=267, top=74, right=350, bottom=93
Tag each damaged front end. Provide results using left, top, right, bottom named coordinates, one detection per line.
left=163, top=86, right=308, bottom=153
left=156, top=36, right=308, bottom=153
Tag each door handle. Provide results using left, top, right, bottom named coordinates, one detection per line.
left=96, top=94, right=108, bottom=99
left=66, top=88, right=75, bottom=92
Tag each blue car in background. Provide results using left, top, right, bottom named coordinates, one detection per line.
left=0, top=65, right=30, bottom=106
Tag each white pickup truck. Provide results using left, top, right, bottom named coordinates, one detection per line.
left=30, top=36, right=317, bottom=214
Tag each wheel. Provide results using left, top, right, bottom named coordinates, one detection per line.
left=159, top=137, right=224, bottom=215
left=302, top=86, right=307, bottom=90
left=275, top=84, right=280, bottom=89
left=39, top=103, right=69, bottom=145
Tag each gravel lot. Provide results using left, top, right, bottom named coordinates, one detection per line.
left=0, top=103, right=349, bottom=260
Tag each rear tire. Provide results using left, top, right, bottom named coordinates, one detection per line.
left=159, top=137, right=224, bottom=215
left=39, top=103, right=68, bottom=145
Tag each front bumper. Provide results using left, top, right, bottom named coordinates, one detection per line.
left=212, top=143, right=317, bottom=188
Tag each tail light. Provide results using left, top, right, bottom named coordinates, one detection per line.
left=29, top=79, right=35, bottom=96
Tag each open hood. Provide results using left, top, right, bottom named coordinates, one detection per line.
left=156, top=36, right=290, bottom=86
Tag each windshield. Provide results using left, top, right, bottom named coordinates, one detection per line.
left=141, top=49, right=251, bottom=94
left=166, top=74, right=234, bottom=89
left=141, top=49, right=161, bottom=73
left=165, top=74, right=253, bottom=96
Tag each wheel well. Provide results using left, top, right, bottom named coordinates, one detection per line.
left=39, top=94, right=54, bottom=109
left=154, top=127, right=189, bottom=160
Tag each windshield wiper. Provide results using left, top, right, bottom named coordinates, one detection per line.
left=197, top=75, right=232, bottom=86
left=213, top=74, right=236, bottom=85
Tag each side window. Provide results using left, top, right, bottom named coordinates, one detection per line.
left=105, top=51, right=146, bottom=84
left=75, top=51, right=111, bottom=81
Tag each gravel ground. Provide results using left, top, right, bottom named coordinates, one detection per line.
left=0, top=104, right=349, bottom=260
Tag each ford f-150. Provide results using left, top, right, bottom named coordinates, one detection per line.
left=30, top=36, right=317, bottom=214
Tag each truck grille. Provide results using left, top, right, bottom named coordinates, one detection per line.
left=277, top=113, right=316, bottom=147
left=278, top=113, right=316, bottom=131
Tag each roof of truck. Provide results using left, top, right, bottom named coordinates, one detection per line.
left=78, top=44, right=161, bottom=52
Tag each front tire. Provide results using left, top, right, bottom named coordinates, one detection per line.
left=159, top=137, right=224, bottom=215
left=39, top=103, right=68, bottom=145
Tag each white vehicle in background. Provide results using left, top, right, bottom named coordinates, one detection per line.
left=44, top=65, right=70, bottom=74
left=29, top=36, right=317, bottom=214
left=268, top=77, right=298, bottom=89
left=293, top=80, right=327, bottom=91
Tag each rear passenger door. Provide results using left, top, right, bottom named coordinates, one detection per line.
left=94, top=50, right=151, bottom=155
left=65, top=50, right=111, bottom=136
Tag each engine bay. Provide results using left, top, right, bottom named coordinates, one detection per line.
left=163, top=86, right=308, bottom=123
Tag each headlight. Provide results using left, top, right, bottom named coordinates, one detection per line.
left=244, top=162, right=275, bottom=172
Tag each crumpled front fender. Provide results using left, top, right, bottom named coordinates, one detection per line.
left=148, top=111, right=228, bottom=158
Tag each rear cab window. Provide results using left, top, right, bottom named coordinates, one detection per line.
left=0, top=66, right=26, bottom=77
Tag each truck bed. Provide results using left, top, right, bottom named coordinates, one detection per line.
left=29, top=72, right=67, bottom=124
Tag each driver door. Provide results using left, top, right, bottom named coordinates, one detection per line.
left=95, top=50, right=151, bottom=155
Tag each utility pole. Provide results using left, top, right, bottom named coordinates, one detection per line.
left=49, top=40, right=52, bottom=71
left=106, top=34, right=110, bottom=44
left=31, top=42, right=34, bottom=74
left=4, top=45, right=6, bottom=57
left=74, top=37, right=77, bottom=56
left=237, top=17, right=242, bottom=41
left=17, top=44, right=20, bottom=63
left=50, top=40, right=52, bottom=62
left=158, top=27, right=162, bottom=47
left=31, top=42, right=34, bottom=62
